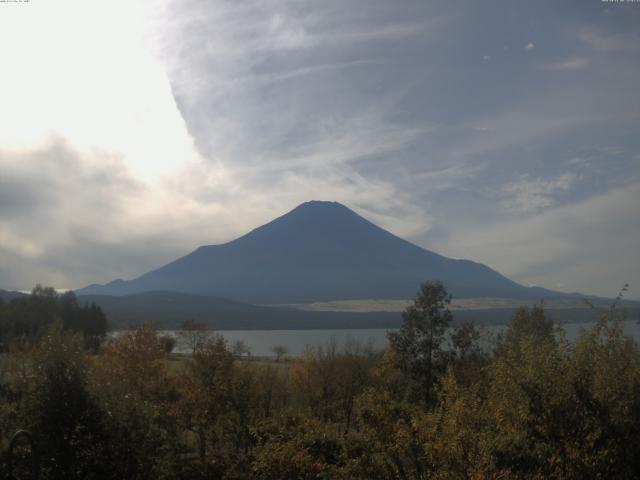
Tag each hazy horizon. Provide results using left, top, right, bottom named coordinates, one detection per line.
left=1, top=1, right=639, bottom=299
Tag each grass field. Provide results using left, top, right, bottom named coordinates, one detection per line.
left=272, top=297, right=602, bottom=313
left=163, top=352, right=291, bottom=376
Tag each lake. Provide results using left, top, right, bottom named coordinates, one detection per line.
left=136, top=319, right=640, bottom=357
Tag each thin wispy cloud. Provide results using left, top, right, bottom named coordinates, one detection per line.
left=576, top=25, right=640, bottom=53
left=500, top=173, right=578, bottom=213
left=435, top=183, right=640, bottom=296
left=545, top=57, right=589, bottom=70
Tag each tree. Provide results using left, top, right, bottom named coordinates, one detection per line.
left=388, top=280, right=452, bottom=404
left=59, top=291, right=108, bottom=351
left=99, top=323, right=167, bottom=399
left=450, top=320, right=482, bottom=359
left=0, top=287, right=107, bottom=349
left=178, top=335, right=236, bottom=464
left=495, top=304, right=555, bottom=358
left=179, top=319, right=210, bottom=354
left=449, top=320, right=488, bottom=386
left=232, top=339, right=251, bottom=358
left=272, top=345, right=289, bottom=361
left=90, top=323, right=177, bottom=478
left=159, top=335, right=177, bottom=355
left=26, top=322, right=104, bottom=478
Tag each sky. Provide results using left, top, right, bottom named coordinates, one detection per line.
left=0, top=0, right=639, bottom=299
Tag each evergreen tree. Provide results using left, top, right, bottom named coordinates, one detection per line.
left=388, top=280, right=452, bottom=404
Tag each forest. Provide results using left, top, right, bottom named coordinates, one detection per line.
left=0, top=282, right=639, bottom=479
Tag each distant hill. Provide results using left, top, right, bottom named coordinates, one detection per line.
left=77, top=291, right=626, bottom=330
left=77, top=291, right=400, bottom=330
left=0, top=289, right=28, bottom=302
left=77, top=200, right=583, bottom=303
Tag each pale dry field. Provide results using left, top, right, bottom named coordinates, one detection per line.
left=268, top=298, right=593, bottom=313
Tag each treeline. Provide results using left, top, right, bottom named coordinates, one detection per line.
left=0, top=285, right=107, bottom=351
left=0, top=282, right=639, bottom=479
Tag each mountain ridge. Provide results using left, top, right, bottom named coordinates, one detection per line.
left=75, top=290, right=623, bottom=330
left=0, top=289, right=28, bottom=302
left=76, top=200, right=579, bottom=303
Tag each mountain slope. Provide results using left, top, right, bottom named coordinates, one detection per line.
left=77, top=291, right=400, bottom=329
left=0, top=289, right=28, bottom=302
left=77, top=291, right=617, bottom=330
left=77, top=201, right=574, bottom=303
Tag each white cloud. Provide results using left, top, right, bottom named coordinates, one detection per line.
left=576, top=26, right=640, bottom=53
left=0, top=138, right=247, bottom=288
left=500, top=172, right=578, bottom=213
left=525, top=42, right=535, bottom=51
left=0, top=137, right=432, bottom=289
left=433, top=183, right=640, bottom=298
left=0, top=0, right=199, bottom=183
left=545, top=57, right=589, bottom=70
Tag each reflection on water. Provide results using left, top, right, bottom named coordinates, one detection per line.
left=111, top=320, right=640, bottom=357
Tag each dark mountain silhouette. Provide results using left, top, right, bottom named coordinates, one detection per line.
left=76, top=291, right=616, bottom=330
left=0, top=289, right=28, bottom=302
left=77, top=291, right=400, bottom=329
left=77, top=200, right=578, bottom=303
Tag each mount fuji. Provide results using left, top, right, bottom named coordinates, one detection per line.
left=77, top=201, right=573, bottom=304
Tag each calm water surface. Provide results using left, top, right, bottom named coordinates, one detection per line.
left=132, top=320, right=640, bottom=357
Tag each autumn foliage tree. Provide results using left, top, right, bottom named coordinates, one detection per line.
left=2, top=282, right=640, bottom=479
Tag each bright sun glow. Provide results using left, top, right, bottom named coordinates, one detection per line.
left=0, top=0, right=198, bottom=183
